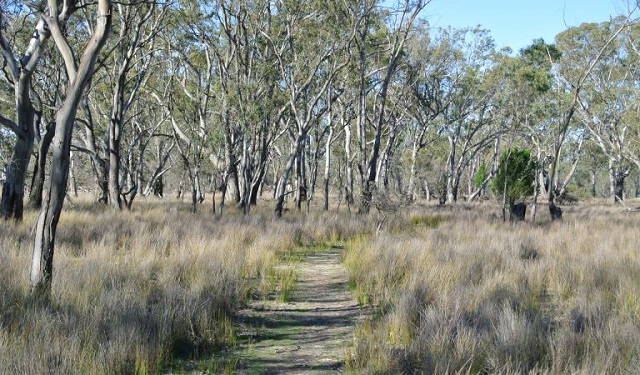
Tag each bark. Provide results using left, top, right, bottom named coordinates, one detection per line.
left=108, top=115, right=122, bottom=209
left=609, top=159, right=629, bottom=203
left=275, top=134, right=305, bottom=218
left=530, top=149, right=541, bottom=223
left=143, top=139, right=174, bottom=197
left=344, top=121, right=354, bottom=208
left=423, top=179, right=431, bottom=201
left=407, top=139, right=420, bottom=201
left=68, top=151, right=78, bottom=198
left=323, top=125, right=333, bottom=211
left=445, top=137, right=457, bottom=203
left=1, top=77, right=37, bottom=220
left=546, top=17, right=629, bottom=220
left=28, top=123, right=55, bottom=209
left=80, top=99, right=109, bottom=203
left=0, top=15, right=49, bottom=220
left=223, top=126, right=241, bottom=205
left=31, top=0, right=112, bottom=297
left=295, top=148, right=307, bottom=211
left=376, top=121, right=397, bottom=191
left=591, top=164, right=597, bottom=198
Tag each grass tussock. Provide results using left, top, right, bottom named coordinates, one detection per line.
left=0, top=197, right=375, bottom=374
left=344, top=203, right=640, bottom=374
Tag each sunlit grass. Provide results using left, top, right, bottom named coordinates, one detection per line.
left=344, top=202, right=640, bottom=374
left=5, top=195, right=637, bottom=373
left=0, top=195, right=375, bottom=374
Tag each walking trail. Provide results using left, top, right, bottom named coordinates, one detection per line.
left=231, top=247, right=369, bottom=374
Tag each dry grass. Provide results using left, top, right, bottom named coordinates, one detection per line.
left=5, top=195, right=637, bottom=374
left=0, top=196, right=374, bottom=374
left=344, top=202, right=640, bottom=374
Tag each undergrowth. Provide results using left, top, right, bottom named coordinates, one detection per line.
left=0, top=197, right=375, bottom=374
left=343, top=203, right=640, bottom=374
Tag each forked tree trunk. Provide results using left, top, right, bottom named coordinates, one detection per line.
left=31, top=0, right=112, bottom=297
left=0, top=16, right=50, bottom=221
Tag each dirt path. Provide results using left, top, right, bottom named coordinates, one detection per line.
left=231, top=247, right=368, bottom=374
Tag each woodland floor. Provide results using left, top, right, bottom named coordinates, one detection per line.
left=228, top=246, right=369, bottom=374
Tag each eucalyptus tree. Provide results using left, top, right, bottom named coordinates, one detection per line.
left=152, top=4, right=219, bottom=213
left=321, top=86, right=346, bottom=211
left=31, top=0, right=112, bottom=297
left=102, top=1, right=166, bottom=209
left=544, top=13, right=634, bottom=219
left=72, top=1, right=166, bottom=207
left=430, top=27, right=502, bottom=203
left=265, top=0, right=360, bottom=218
left=571, top=20, right=634, bottom=202
left=208, top=0, right=292, bottom=214
left=404, top=25, right=481, bottom=202
left=0, top=2, right=53, bottom=220
left=118, top=97, right=172, bottom=208
left=26, top=53, right=64, bottom=209
left=355, top=0, right=426, bottom=214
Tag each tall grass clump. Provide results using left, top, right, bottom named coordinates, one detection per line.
left=344, top=203, right=640, bottom=373
left=0, top=197, right=368, bottom=374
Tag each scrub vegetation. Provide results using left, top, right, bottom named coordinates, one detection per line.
left=344, top=203, right=640, bottom=374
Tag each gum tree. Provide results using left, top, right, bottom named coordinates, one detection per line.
left=0, top=3, right=52, bottom=220
left=31, top=0, right=112, bottom=297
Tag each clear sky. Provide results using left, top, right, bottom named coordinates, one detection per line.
left=423, top=0, right=632, bottom=53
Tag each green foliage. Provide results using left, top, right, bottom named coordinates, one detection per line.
left=474, top=162, right=488, bottom=189
left=491, top=148, right=534, bottom=204
left=519, top=39, right=561, bottom=93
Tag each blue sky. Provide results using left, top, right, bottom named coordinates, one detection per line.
left=423, top=0, right=631, bottom=52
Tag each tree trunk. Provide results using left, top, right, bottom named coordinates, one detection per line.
left=224, top=130, right=241, bottom=205
left=31, top=0, right=112, bottom=297
left=275, top=134, right=305, bottom=218
left=295, top=147, right=307, bottom=211
left=1, top=136, right=33, bottom=220
left=69, top=151, right=79, bottom=198
left=407, top=140, right=420, bottom=202
left=108, top=120, right=122, bottom=209
left=28, top=123, right=55, bottom=209
left=445, top=138, right=456, bottom=204
left=608, top=158, right=629, bottom=203
left=344, top=123, right=354, bottom=209
left=323, top=125, right=332, bottom=211
left=80, top=99, right=109, bottom=204
left=591, top=162, right=597, bottom=198
left=1, top=77, right=36, bottom=220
